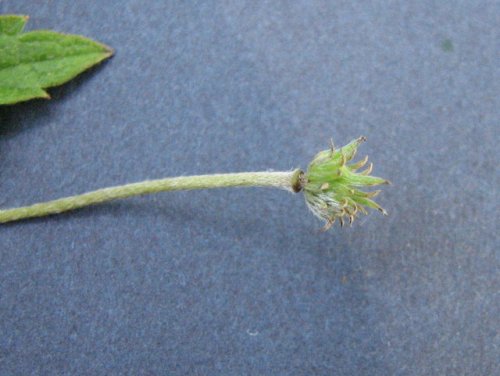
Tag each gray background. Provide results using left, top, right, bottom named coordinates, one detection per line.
left=1, top=1, right=498, bottom=375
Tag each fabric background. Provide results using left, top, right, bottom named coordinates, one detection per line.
left=1, top=1, right=498, bottom=375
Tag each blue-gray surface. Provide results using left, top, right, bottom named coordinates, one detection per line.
left=1, top=1, right=498, bottom=375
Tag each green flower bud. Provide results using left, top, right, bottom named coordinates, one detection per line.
left=303, top=136, right=390, bottom=230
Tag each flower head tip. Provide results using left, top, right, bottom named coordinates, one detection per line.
left=303, top=136, right=389, bottom=231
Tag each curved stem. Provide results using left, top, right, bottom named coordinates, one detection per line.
left=0, top=169, right=303, bottom=224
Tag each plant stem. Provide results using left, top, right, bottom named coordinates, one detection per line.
left=0, top=169, right=303, bottom=224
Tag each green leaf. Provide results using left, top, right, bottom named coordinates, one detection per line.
left=0, top=15, right=112, bottom=105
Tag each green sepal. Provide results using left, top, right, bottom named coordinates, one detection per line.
left=303, top=137, right=389, bottom=229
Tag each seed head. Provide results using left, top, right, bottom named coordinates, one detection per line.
left=303, top=137, right=390, bottom=230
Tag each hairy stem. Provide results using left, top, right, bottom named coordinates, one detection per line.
left=0, top=170, right=303, bottom=224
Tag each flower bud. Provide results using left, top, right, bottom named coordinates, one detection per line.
left=303, top=137, right=389, bottom=230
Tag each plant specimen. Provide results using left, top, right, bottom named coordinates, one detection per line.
left=0, top=137, right=389, bottom=229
